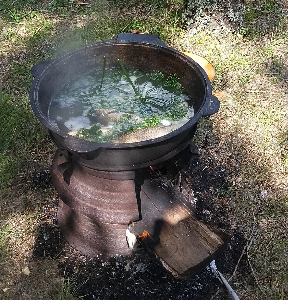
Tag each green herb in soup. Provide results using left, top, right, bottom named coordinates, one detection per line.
left=48, top=64, right=194, bottom=143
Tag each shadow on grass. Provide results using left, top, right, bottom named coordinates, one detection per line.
left=0, top=0, right=78, bottom=23
left=265, top=56, right=288, bottom=90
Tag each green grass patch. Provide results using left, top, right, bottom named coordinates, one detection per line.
left=58, top=277, right=80, bottom=300
left=0, top=92, right=47, bottom=187
left=242, top=0, right=284, bottom=37
left=0, top=95, right=19, bottom=185
left=0, top=93, right=19, bottom=152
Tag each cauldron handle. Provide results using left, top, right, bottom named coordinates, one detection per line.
left=117, top=33, right=168, bottom=48
left=201, top=95, right=220, bottom=117
left=64, top=135, right=103, bottom=160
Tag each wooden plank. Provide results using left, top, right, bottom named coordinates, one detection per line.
left=131, top=177, right=230, bottom=278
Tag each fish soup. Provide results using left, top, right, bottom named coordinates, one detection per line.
left=48, top=64, right=194, bottom=143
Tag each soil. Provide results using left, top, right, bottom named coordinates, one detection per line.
left=31, top=143, right=252, bottom=300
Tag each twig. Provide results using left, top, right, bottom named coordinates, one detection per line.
left=210, top=287, right=221, bottom=300
left=246, top=226, right=258, bottom=253
left=231, top=224, right=265, bottom=295
left=99, top=56, right=106, bottom=91
left=229, top=224, right=258, bottom=281
left=246, top=228, right=265, bottom=295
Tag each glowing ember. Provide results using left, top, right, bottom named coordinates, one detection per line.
left=138, top=230, right=150, bottom=240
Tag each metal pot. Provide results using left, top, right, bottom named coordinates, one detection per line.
left=30, top=34, right=219, bottom=171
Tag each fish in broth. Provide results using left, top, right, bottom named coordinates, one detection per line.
left=48, top=64, right=194, bottom=143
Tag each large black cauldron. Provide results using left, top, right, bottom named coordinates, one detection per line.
left=30, top=34, right=219, bottom=171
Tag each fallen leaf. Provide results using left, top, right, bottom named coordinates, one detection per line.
left=77, top=1, right=89, bottom=5
left=22, top=266, right=30, bottom=276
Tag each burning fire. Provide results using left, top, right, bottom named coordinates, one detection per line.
left=126, top=221, right=151, bottom=249
left=138, top=230, right=150, bottom=241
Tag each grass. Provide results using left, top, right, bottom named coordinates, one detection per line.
left=179, top=2, right=288, bottom=298
left=242, top=0, right=283, bottom=37
left=0, top=0, right=288, bottom=299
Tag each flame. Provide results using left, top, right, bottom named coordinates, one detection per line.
left=138, top=230, right=150, bottom=240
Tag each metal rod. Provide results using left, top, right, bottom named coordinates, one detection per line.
left=210, top=260, right=240, bottom=300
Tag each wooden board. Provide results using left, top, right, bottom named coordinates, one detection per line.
left=131, top=177, right=230, bottom=278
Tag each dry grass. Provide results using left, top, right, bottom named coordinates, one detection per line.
left=176, top=10, right=288, bottom=298
left=0, top=0, right=288, bottom=299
